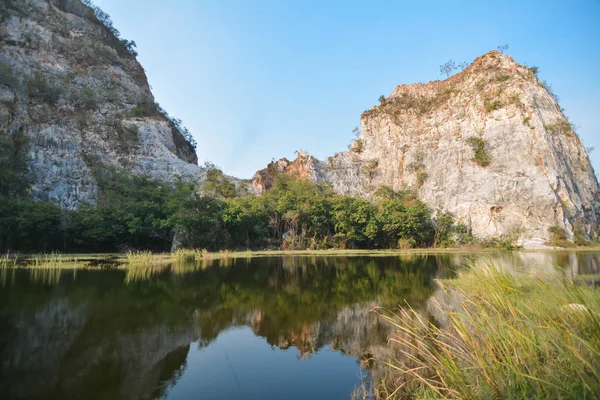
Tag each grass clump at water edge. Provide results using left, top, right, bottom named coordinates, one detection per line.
left=0, top=253, right=18, bottom=268
left=366, top=262, right=600, bottom=399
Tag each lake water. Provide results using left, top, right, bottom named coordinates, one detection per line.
left=0, top=252, right=598, bottom=400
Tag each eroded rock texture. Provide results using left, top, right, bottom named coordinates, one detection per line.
left=1, top=0, right=203, bottom=208
left=254, top=52, right=600, bottom=246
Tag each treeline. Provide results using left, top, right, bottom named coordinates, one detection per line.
left=0, top=158, right=465, bottom=253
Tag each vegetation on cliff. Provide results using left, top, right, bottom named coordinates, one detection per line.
left=0, top=137, right=465, bottom=252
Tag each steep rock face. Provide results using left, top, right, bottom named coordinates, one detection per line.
left=254, top=52, right=600, bottom=246
left=0, top=0, right=203, bottom=208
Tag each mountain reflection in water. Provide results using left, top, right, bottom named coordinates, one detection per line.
left=0, top=252, right=597, bottom=400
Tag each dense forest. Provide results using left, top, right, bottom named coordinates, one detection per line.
left=0, top=131, right=473, bottom=253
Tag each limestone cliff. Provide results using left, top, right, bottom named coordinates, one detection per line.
left=0, top=0, right=203, bottom=208
left=254, top=52, right=600, bottom=246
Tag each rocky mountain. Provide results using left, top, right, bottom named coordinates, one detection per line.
left=254, top=52, right=600, bottom=247
left=2, top=0, right=598, bottom=247
left=1, top=0, right=204, bottom=208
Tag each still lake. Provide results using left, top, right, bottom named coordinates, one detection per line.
left=0, top=251, right=598, bottom=400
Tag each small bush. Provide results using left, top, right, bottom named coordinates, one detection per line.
left=417, top=171, right=428, bottom=187
left=79, top=87, right=98, bottom=109
left=574, top=231, right=591, bottom=247
left=542, top=80, right=559, bottom=101
left=361, top=159, right=379, bottom=180
left=378, top=95, right=385, bottom=103
left=130, top=99, right=157, bottom=117
left=106, top=88, right=118, bottom=103
left=545, top=119, right=573, bottom=135
left=466, top=136, right=491, bottom=167
left=507, top=93, right=522, bottom=108
left=549, top=225, right=567, bottom=241
left=529, top=66, right=539, bottom=77
left=484, top=99, right=502, bottom=113
left=27, top=72, right=61, bottom=103
left=351, top=139, right=363, bottom=153
left=156, top=104, right=197, bottom=150
left=495, top=73, right=511, bottom=82
left=0, top=65, right=20, bottom=89
left=80, top=0, right=138, bottom=57
left=397, top=237, right=415, bottom=249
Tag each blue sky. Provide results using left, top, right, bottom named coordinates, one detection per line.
left=94, top=0, right=600, bottom=179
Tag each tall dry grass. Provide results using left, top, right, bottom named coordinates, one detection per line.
left=377, top=263, right=600, bottom=399
left=0, top=253, right=17, bottom=268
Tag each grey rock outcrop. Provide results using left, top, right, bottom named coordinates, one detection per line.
left=254, top=52, right=600, bottom=246
left=1, top=0, right=204, bottom=208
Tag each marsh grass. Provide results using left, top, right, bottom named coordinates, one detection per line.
left=0, top=253, right=17, bottom=268
left=377, top=262, right=600, bottom=399
left=28, top=253, right=80, bottom=268
left=174, top=248, right=215, bottom=263
left=125, top=251, right=173, bottom=266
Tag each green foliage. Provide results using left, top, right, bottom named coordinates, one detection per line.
left=0, top=151, right=448, bottom=252
left=542, top=80, right=560, bottom=101
left=157, top=104, right=197, bottom=150
left=432, top=211, right=456, bottom=247
left=484, top=99, right=502, bottom=112
left=362, top=159, right=379, bottom=180
left=549, top=225, right=567, bottom=241
left=495, top=73, right=511, bottom=82
left=545, top=119, right=574, bottom=135
left=27, top=72, right=61, bottom=103
left=80, top=0, right=138, bottom=57
left=546, top=222, right=594, bottom=248
left=479, top=234, right=520, bottom=250
left=351, top=138, right=364, bottom=153
left=466, top=136, right=491, bottom=167
left=378, top=95, right=385, bottom=103
left=405, top=161, right=423, bottom=173
left=130, top=99, right=157, bottom=117
left=202, top=162, right=237, bottom=198
left=507, top=93, right=522, bottom=108
left=529, top=65, right=539, bottom=77
left=0, top=64, right=20, bottom=89
left=79, top=87, right=98, bottom=109
left=366, top=86, right=458, bottom=119
left=416, top=171, right=428, bottom=187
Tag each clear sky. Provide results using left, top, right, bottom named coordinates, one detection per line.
left=94, top=0, right=600, bottom=179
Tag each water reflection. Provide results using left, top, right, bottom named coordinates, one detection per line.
left=0, top=251, right=598, bottom=400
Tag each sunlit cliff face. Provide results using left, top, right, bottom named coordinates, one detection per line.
left=253, top=52, right=600, bottom=247
left=1, top=0, right=201, bottom=209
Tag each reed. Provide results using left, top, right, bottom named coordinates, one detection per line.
left=219, top=249, right=232, bottom=259
left=29, top=252, right=74, bottom=268
left=124, top=251, right=172, bottom=266
left=174, top=248, right=194, bottom=263
left=377, top=262, right=600, bottom=399
left=0, top=253, right=17, bottom=268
